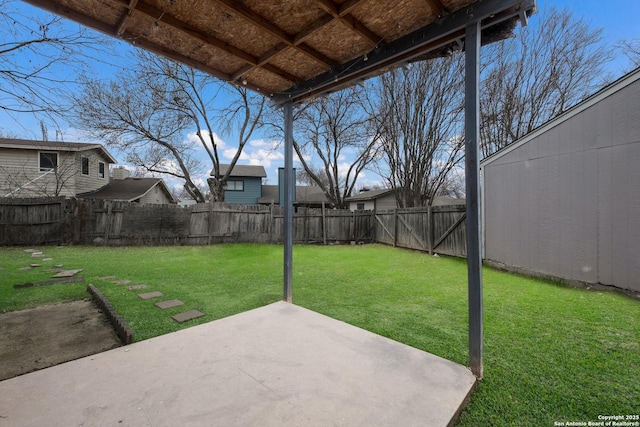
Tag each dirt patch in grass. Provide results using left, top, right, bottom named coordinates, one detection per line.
left=0, top=300, right=121, bottom=381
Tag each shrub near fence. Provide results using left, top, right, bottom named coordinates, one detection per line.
left=0, top=197, right=467, bottom=257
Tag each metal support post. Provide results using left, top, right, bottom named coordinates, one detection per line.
left=283, top=102, right=294, bottom=303
left=465, top=20, right=483, bottom=378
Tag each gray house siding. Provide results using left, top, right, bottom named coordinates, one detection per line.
left=481, top=69, right=640, bottom=293
left=74, top=149, right=111, bottom=194
left=224, top=177, right=262, bottom=204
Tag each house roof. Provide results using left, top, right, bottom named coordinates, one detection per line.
left=78, top=177, right=178, bottom=203
left=481, top=66, right=640, bottom=168
left=216, top=164, right=267, bottom=178
left=346, top=188, right=395, bottom=202
left=0, top=138, right=118, bottom=163
left=259, top=184, right=328, bottom=204
left=346, top=189, right=464, bottom=205
left=25, top=0, right=535, bottom=106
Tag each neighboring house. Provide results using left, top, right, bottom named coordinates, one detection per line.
left=215, top=164, right=266, bottom=205
left=480, top=67, right=640, bottom=293
left=346, top=189, right=464, bottom=211
left=259, top=185, right=328, bottom=208
left=0, top=138, right=116, bottom=198
left=78, top=167, right=178, bottom=204
left=346, top=189, right=397, bottom=211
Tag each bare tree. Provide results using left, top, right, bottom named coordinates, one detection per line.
left=265, top=86, right=380, bottom=208
left=290, top=86, right=380, bottom=208
left=370, top=55, right=466, bottom=208
left=479, top=7, right=613, bottom=157
left=618, top=39, right=640, bottom=69
left=0, top=0, right=110, bottom=129
left=72, top=51, right=264, bottom=202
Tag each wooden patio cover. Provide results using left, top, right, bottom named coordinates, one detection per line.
left=24, top=0, right=535, bottom=105
left=24, top=0, right=537, bottom=378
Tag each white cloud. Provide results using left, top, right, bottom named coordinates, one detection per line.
left=223, top=138, right=287, bottom=169
left=186, top=130, right=226, bottom=151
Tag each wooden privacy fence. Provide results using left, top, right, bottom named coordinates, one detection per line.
left=374, top=205, right=467, bottom=257
left=0, top=198, right=466, bottom=256
left=0, top=198, right=375, bottom=247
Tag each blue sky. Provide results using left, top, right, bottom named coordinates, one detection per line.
left=2, top=0, right=640, bottom=195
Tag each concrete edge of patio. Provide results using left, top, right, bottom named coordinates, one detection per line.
left=0, top=301, right=476, bottom=427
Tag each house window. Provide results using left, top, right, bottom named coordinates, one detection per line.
left=226, top=180, right=244, bottom=191
left=81, top=157, right=89, bottom=175
left=39, top=152, right=58, bottom=172
left=98, top=162, right=105, bottom=179
left=356, top=203, right=365, bottom=210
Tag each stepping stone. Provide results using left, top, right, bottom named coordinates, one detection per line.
left=52, top=269, right=83, bottom=278
left=55, top=265, right=64, bottom=268
left=42, top=258, right=53, bottom=262
left=31, top=252, right=44, bottom=258
left=46, top=268, right=64, bottom=274
left=23, top=249, right=36, bottom=253
left=114, top=280, right=132, bottom=285
left=99, top=275, right=117, bottom=281
left=138, top=291, right=163, bottom=300
left=155, top=299, right=184, bottom=310
left=30, top=264, right=41, bottom=268
left=172, top=310, right=204, bottom=323
left=127, top=284, right=147, bottom=291
left=18, top=266, right=32, bottom=271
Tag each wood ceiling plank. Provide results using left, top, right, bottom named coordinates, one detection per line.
left=210, top=0, right=335, bottom=67
left=313, top=0, right=381, bottom=46
left=112, top=0, right=300, bottom=85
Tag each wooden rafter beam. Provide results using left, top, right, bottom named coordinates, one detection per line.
left=116, top=0, right=138, bottom=36
left=338, top=0, right=367, bottom=15
left=424, top=0, right=449, bottom=18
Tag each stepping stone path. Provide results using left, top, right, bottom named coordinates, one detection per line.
left=99, top=271, right=206, bottom=324
left=155, top=299, right=184, bottom=310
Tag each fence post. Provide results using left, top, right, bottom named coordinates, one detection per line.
left=104, top=201, right=112, bottom=244
left=428, top=204, right=433, bottom=255
left=393, top=209, right=398, bottom=247
left=322, top=202, right=327, bottom=245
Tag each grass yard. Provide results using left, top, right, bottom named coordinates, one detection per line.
left=1, top=244, right=638, bottom=426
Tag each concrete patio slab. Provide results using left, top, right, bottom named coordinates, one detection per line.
left=0, top=301, right=476, bottom=427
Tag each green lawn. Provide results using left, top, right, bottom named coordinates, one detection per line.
left=1, top=244, right=638, bottom=426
